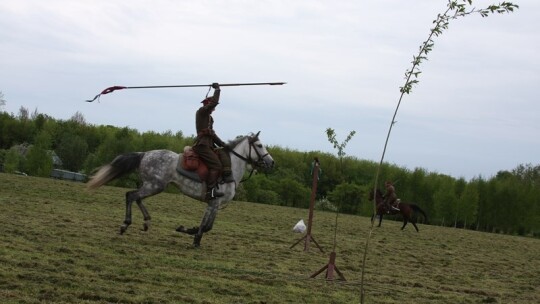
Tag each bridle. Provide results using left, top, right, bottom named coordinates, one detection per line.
left=229, top=133, right=271, bottom=182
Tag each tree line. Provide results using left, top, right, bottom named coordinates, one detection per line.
left=1, top=107, right=538, bottom=237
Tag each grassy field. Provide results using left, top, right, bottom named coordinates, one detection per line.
left=0, top=173, right=539, bottom=304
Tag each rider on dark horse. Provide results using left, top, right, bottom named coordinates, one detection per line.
left=193, top=82, right=234, bottom=200
left=383, top=180, right=401, bottom=213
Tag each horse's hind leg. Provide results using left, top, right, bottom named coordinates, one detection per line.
left=121, top=190, right=137, bottom=234
left=412, top=220, right=419, bottom=232
left=120, top=184, right=163, bottom=234
left=136, top=199, right=152, bottom=231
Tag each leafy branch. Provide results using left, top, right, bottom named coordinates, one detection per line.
left=380, top=0, right=519, bottom=188
left=325, top=128, right=356, bottom=161
left=400, top=1, right=518, bottom=95
left=325, top=127, right=356, bottom=252
left=361, top=1, right=518, bottom=303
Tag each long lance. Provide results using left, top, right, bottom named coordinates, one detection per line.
left=85, top=82, right=287, bottom=102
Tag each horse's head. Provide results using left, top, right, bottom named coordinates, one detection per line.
left=230, top=131, right=274, bottom=171
left=247, top=131, right=274, bottom=170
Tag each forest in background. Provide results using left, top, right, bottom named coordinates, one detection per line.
left=1, top=107, right=539, bottom=237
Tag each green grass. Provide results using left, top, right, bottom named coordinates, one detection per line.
left=1, top=173, right=539, bottom=303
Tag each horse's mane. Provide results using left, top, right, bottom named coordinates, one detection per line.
left=370, top=188, right=385, bottom=203
left=227, top=133, right=255, bottom=147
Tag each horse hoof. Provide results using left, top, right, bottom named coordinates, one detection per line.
left=120, top=226, right=127, bottom=235
left=176, top=226, right=186, bottom=233
left=142, top=222, right=150, bottom=231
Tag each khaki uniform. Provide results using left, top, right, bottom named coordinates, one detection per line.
left=384, top=183, right=398, bottom=211
left=193, top=88, right=232, bottom=190
left=384, top=184, right=397, bottom=204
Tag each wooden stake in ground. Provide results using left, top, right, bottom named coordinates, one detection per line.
left=290, top=157, right=324, bottom=253
left=310, top=251, right=346, bottom=281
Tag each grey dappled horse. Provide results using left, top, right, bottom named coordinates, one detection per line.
left=87, top=132, right=274, bottom=247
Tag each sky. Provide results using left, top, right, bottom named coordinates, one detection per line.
left=1, top=0, right=538, bottom=181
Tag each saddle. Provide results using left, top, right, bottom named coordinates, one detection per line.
left=379, top=198, right=401, bottom=213
left=176, top=146, right=209, bottom=182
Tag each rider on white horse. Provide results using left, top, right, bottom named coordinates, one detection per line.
left=193, top=83, right=234, bottom=200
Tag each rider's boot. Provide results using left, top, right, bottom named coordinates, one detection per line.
left=222, top=171, right=234, bottom=183
left=206, top=169, right=224, bottom=200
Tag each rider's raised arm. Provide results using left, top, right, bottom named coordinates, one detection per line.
left=211, top=82, right=220, bottom=104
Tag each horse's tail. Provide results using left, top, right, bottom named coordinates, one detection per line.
left=410, top=204, right=428, bottom=223
left=87, top=152, right=145, bottom=190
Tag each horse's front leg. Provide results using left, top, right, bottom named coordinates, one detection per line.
left=401, top=218, right=408, bottom=230
left=135, top=199, right=151, bottom=231
left=193, top=200, right=220, bottom=247
left=176, top=226, right=199, bottom=234
left=378, top=214, right=383, bottom=227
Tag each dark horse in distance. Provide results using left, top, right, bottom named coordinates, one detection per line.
left=369, top=188, right=428, bottom=232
